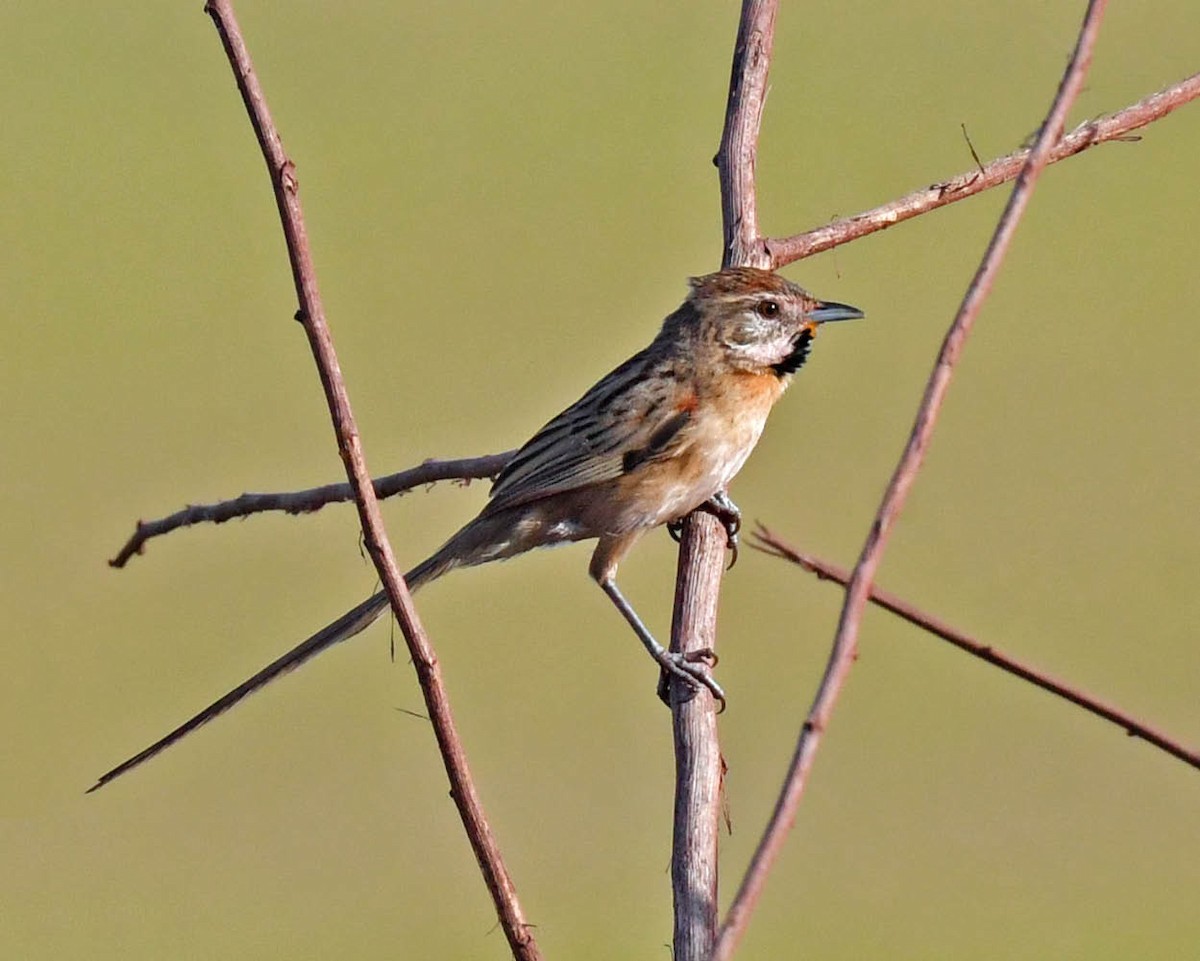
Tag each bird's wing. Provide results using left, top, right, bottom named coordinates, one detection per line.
left=487, top=349, right=694, bottom=512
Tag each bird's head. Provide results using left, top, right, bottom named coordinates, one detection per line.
left=679, top=267, right=863, bottom=377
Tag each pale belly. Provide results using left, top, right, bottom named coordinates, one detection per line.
left=634, top=416, right=766, bottom=528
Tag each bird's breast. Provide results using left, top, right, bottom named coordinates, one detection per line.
left=618, top=392, right=774, bottom=529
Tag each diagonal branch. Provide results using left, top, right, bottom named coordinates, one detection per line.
left=714, top=1, right=1111, bottom=957
left=108, top=451, right=513, bottom=568
left=764, top=70, right=1200, bottom=268
left=201, top=4, right=540, bottom=959
left=752, top=525, right=1200, bottom=771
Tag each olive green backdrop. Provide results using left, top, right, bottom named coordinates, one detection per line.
left=4, top=3, right=1197, bottom=959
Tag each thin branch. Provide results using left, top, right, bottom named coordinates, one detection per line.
left=716, top=0, right=777, bottom=271
left=752, top=525, right=1200, bottom=772
left=201, top=4, right=540, bottom=959
left=714, top=2, right=1111, bottom=957
left=667, top=3, right=779, bottom=959
left=764, top=70, right=1200, bottom=268
left=108, top=451, right=513, bottom=568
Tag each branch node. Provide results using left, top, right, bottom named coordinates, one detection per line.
left=279, top=158, right=298, bottom=192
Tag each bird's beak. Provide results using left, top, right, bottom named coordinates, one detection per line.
left=808, top=300, right=864, bottom=324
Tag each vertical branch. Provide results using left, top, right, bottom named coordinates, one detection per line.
left=669, top=519, right=728, bottom=959
left=202, top=4, right=541, bottom=959
left=717, top=0, right=777, bottom=271
left=713, top=2, right=1110, bottom=958
left=669, top=2, right=778, bottom=959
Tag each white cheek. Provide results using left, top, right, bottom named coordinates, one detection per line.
left=738, top=338, right=792, bottom=370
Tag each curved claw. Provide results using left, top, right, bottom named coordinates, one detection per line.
left=684, top=646, right=719, bottom=668
left=667, top=494, right=742, bottom=568
left=706, top=492, right=741, bottom=568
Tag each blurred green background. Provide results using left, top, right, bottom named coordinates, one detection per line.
left=3, top=2, right=1197, bottom=959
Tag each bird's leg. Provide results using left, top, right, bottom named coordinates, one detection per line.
left=667, top=492, right=741, bottom=568
left=598, top=577, right=725, bottom=710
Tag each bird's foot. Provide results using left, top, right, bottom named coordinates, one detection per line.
left=656, top=647, right=726, bottom=712
left=667, top=492, right=741, bottom=568
left=705, top=491, right=741, bottom=567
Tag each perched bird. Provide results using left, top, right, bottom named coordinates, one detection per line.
left=91, top=267, right=862, bottom=791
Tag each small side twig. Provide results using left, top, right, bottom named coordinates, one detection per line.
left=752, top=525, right=1200, bottom=772
left=960, top=123, right=985, bottom=176
left=763, top=70, right=1200, bottom=268
left=714, top=2, right=1110, bottom=957
left=108, top=451, right=513, bottom=568
left=202, top=4, right=540, bottom=959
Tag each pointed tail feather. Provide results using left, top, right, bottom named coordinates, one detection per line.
left=89, top=554, right=455, bottom=794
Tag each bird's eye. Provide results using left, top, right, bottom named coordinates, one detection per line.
left=755, top=299, right=780, bottom=318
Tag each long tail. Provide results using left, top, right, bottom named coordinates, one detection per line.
left=88, top=552, right=455, bottom=793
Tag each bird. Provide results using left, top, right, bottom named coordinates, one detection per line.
left=90, top=267, right=862, bottom=792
